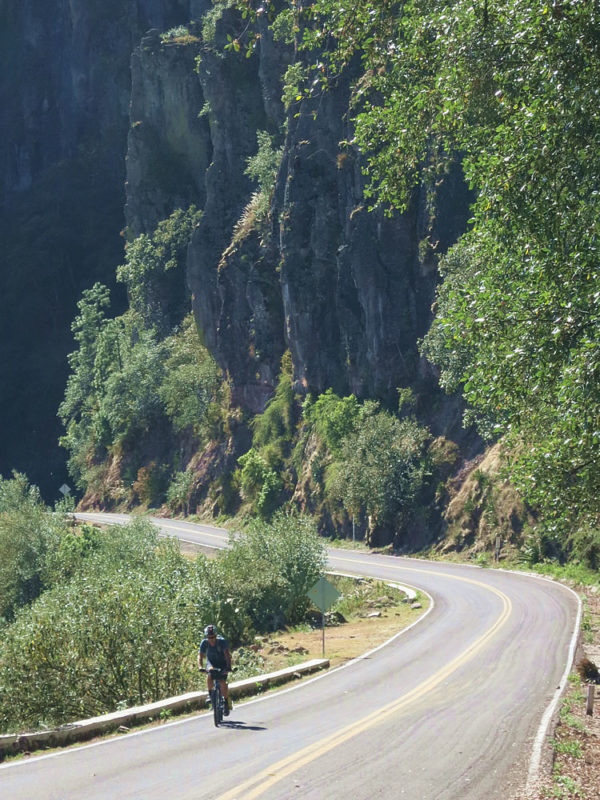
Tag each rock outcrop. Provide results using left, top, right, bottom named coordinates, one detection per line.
left=0, top=0, right=195, bottom=496
left=124, top=7, right=471, bottom=422
left=0, top=1, right=475, bottom=498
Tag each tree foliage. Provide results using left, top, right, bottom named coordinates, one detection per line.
left=0, top=520, right=204, bottom=731
left=59, top=207, right=220, bottom=497
left=329, top=406, right=429, bottom=526
left=222, top=512, right=327, bottom=629
left=117, top=207, right=201, bottom=334
left=303, top=389, right=361, bottom=457
left=299, top=0, right=600, bottom=528
left=159, top=315, right=220, bottom=435
left=238, top=448, right=283, bottom=518
left=0, top=473, right=63, bottom=622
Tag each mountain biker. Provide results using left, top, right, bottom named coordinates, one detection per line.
left=198, top=624, right=233, bottom=715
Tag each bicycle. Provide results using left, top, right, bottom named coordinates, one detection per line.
left=204, top=668, right=229, bottom=727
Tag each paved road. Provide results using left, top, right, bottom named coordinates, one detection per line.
left=0, top=514, right=580, bottom=799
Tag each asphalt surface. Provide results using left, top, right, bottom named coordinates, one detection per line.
left=0, top=514, right=581, bottom=800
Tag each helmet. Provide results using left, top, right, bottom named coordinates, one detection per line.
left=204, top=624, right=216, bottom=637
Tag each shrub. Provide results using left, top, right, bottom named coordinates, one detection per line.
left=218, top=512, right=326, bottom=630
left=0, top=520, right=205, bottom=732
left=330, top=411, right=429, bottom=526
left=0, top=473, right=65, bottom=621
left=238, top=448, right=282, bottom=518
left=570, top=524, right=600, bottom=570
left=303, top=389, right=360, bottom=457
left=166, top=470, right=196, bottom=515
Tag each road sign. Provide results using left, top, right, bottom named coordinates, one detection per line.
left=307, top=576, right=340, bottom=612
left=59, top=484, right=71, bottom=496
left=307, top=576, right=341, bottom=657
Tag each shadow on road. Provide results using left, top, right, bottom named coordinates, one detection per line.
left=220, top=720, right=266, bottom=731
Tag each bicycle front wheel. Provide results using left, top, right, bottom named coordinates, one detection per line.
left=213, top=686, right=222, bottom=727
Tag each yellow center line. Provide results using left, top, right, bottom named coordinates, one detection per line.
left=217, top=562, right=512, bottom=800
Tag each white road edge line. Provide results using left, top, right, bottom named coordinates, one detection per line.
left=522, top=577, right=582, bottom=793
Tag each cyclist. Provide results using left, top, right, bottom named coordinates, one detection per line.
left=198, top=624, right=233, bottom=715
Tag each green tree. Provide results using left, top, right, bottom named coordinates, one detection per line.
left=117, top=207, right=201, bottom=334
left=302, top=0, right=600, bottom=528
left=159, top=315, right=221, bottom=435
left=60, top=207, right=210, bottom=495
left=59, top=282, right=111, bottom=437
left=303, top=389, right=361, bottom=456
left=330, top=409, right=429, bottom=539
left=98, top=324, right=167, bottom=445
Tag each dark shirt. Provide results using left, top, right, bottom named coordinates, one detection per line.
left=199, top=635, right=229, bottom=669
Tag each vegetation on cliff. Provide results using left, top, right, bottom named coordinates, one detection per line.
left=293, top=0, right=600, bottom=550
left=53, top=0, right=600, bottom=567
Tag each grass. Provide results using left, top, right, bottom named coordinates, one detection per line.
left=553, top=740, right=583, bottom=759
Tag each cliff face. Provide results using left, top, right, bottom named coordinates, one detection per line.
left=0, top=2, right=474, bottom=499
left=124, top=10, right=471, bottom=417
left=0, top=0, right=193, bottom=496
left=0, top=0, right=193, bottom=207
left=125, top=27, right=210, bottom=238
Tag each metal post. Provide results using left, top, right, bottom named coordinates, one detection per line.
left=322, top=611, right=325, bottom=656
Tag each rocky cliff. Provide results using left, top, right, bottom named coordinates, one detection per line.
left=124, top=6, right=472, bottom=436
left=0, top=1, right=475, bottom=500
left=0, top=0, right=195, bottom=496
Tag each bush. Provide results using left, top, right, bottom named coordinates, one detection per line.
left=303, top=389, right=360, bottom=457
left=166, top=470, right=196, bottom=515
left=330, top=410, right=429, bottom=527
left=238, top=448, right=282, bottom=518
left=218, top=512, right=326, bottom=631
left=0, top=520, right=206, bottom=732
left=0, top=473, right=66, bottom=621
left=571, top=525, right=600, bottom=571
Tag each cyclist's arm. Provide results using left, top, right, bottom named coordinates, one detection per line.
left=198, top=642, right=206, bottom=671
left=224, top=647, right=232, bottom=672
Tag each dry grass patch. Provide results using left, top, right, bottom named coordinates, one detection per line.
left=240, top=576, right=427, bottom=675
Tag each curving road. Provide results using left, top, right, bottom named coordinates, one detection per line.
left=0, top=514, right=580, bottom=799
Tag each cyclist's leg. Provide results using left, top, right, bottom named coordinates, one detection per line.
left=220, top=678, right=232, bottom=711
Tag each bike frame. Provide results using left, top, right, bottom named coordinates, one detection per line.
left=207, top=668, right=228, bottom=727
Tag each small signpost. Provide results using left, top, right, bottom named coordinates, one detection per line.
left=59, top=484, right=71, bottom=497
left=586, top=684, right=595, bottom=716
left=307, top=576, right=341, bottom=656
left=494, top=536, right=502, bottom=563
